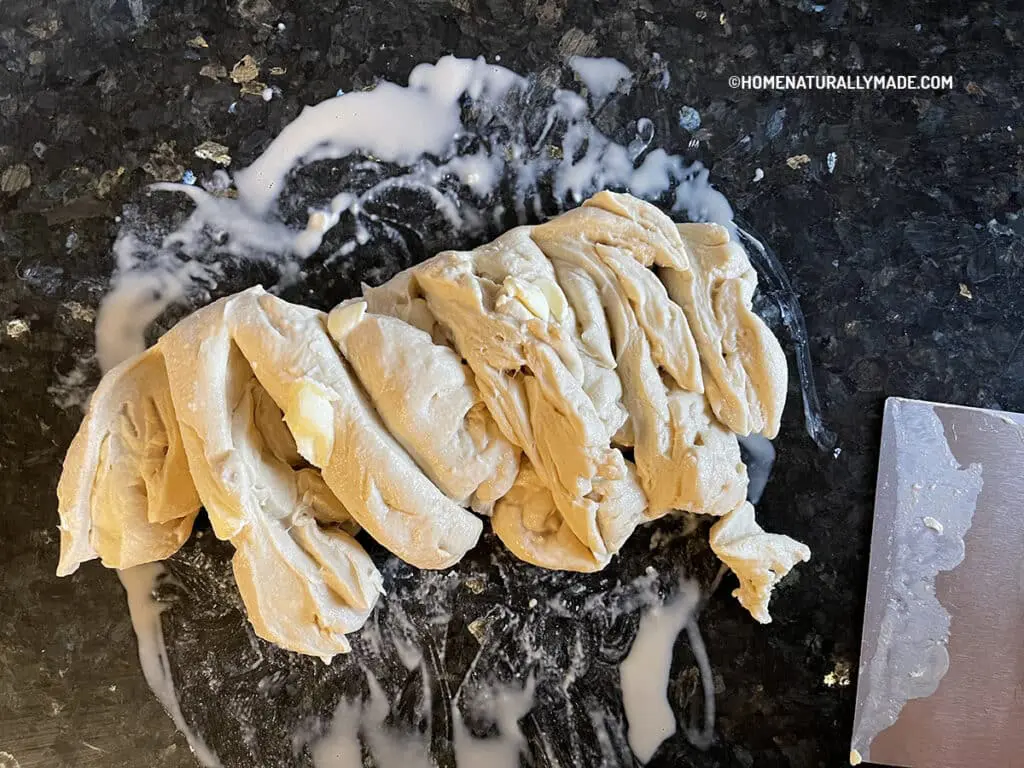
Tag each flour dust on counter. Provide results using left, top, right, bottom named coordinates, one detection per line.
left=311, top=671, right=534, bottom=768
left=450, top=678, right=535, bottom=768
left=134, top=518, right=727, bottom=767
left=567, top=55, right=633, bottom=101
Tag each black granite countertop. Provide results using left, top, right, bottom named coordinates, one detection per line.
left=2, top=1, right=1023, bottom=767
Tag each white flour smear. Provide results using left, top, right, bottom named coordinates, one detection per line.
left=118, top=497, right=720, bottom=767
left=94, top=55, right=733, bottom=373
left=567, top=55, right=633, bottom=101
left=285, top=553, right=711, bottom=767
left=311, top=672, right=535, bottom=768
left=619, top=580, right=714, bottom=763
left=451, top=679, right=535, bottom=768
left=119, top=565, right=222, bottom=767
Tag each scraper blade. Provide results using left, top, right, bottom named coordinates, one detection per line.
left=851, top=397, right=1024, bottom=767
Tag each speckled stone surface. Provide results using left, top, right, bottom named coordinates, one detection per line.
left=2, top=1, right=1023, bottom=767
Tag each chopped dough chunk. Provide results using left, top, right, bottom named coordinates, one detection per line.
left=409, top=229, right=643, bottom=566
left=662, top=389, right=748, bottom=518
left=531, top=192, right=744, bottom=518
left=709, top=502, right=811, bottom=623
left=492, top=456, right=646, bottom=572
left=57, top=191, right=809, bottom=655
left=227, top=289, right=483, bottom=570
left=57, top=346, right=199, bottom=576
left=660, top=221, right=788, bottom=438
left=330, top=302, right=520, bottom=512
left=158, top=292, right=383, bottom=660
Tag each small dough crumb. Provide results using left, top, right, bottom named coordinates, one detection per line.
left=5, top=318, right=30, bottom=339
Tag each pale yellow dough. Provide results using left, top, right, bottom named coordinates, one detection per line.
left=330, top=302, right=520, bottom=513
left=56, top=346, right=199, bottom=576
left=709, top=502, right=811, bottom=624
left=56, top=191, right=810, bottom=657
left=158, top=291, right=385, bottom=661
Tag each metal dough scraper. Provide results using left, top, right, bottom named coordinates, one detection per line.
left=850, top=397, right=1024, bottom=767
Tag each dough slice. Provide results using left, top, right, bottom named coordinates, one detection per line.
left=551, top=262, right=629, bottom=442
left=159, top=292, right=383, bottom=658
left=329, top=302, right=520, bottom=513
left=574, top=191, right=785, bottom=437
left=412, top=230, right=624, bottom=558
left=491, top=456, right=646, bottom=572
left=491, top=462, right=602, bottom=572
left=360, top=268, right=438, bottom=336
left=660, top=222, right=788, bottom=438
left=709, top=502, right=810, bottom=623
left=662, top=389, right=748, bottom=518
left=159, top=295, right=257, bottom=541
left=535, top=190, right=704, bottom=393
left=532, top=192, right=753, bottom=517
left=530, top=213, right=694, bottom=516
left=553, top=261, right=615, bottom=368
left=226, top=289, right=483, bottom=569
left=56, top=346, right=199, bottom=576
left=231, top=484, right=382, bottom=662
left=230, top=382, right=382, bottom=661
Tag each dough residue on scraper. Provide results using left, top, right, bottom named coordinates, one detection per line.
left=850, top=400, right=982, bottom=761
left=57, top=191, right=809, bottom=658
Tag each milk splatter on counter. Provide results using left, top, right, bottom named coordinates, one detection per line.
left=136, top=521, right=729, bottom=766
left=620, top=581, right=707, bottom=763
left=311, top=672, right=534, bottom=768
left=90, top=54, right=826, bottom=443
left=568, top=56, right=633, bottom=101
left=119, top=564, right=221, bottom=767
left=93, top=55, right=735, bottom=374
left=79, top=54, right=827, bottom=768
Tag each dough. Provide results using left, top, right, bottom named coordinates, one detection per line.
left=492, top=456, right=647, bottom=571
left=709, top=502, right=811, bottom=623
left=329, top=301, right=520, bottom=513
left=530, top=193, right=749, bottom=520
left=412, top=230, right=628, bottom=560
left=158, top=291, right=383, bottom=661
left=660, top=222, right=787, bottom=438
left=56, top=346, right=199, bottom=576
left=56, top=191, right=809, bottom=656
left=227, top=290, right=484, bottom=569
